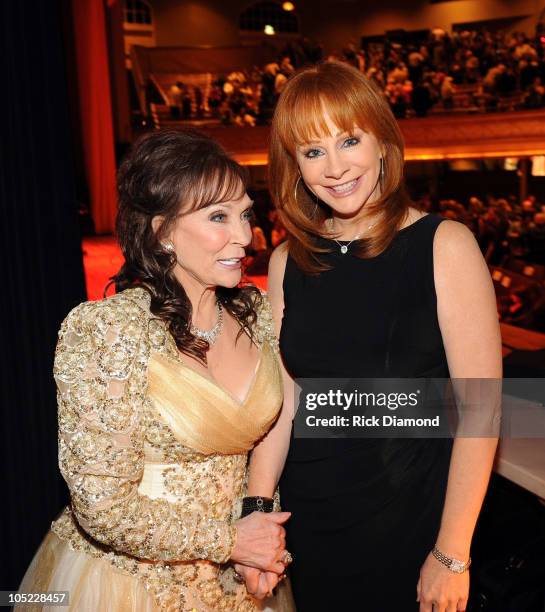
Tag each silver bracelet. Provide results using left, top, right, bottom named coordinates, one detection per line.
left=432, top=546, right=471, bottom=573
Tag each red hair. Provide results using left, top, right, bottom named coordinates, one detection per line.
left=269, top=61, right=412, bottom=274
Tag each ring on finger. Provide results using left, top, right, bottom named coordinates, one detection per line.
left=281, top=551, right=293, bottom=565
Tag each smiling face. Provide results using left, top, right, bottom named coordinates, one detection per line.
left=295, top=111, right=383, bottom=220
left=165, top=184, right=254, bottom=291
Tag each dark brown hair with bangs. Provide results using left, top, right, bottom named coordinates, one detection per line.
left=112, top=128, right=261, bottom=364
left=269, top=61, right=412, bottom=274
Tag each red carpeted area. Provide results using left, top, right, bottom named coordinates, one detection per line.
left=82, top=236, right=267, bottom=301
left=82, top=236, right=124, bottom=299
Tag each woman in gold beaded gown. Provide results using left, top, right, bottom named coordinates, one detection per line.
left=16, top=130, right=295, bottom=612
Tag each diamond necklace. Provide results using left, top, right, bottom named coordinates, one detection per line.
left=329, top=218, right=376, bottom=254
left=190, top=301, right=223, bottom=345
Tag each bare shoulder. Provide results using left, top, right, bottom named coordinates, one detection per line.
left=434, top=218, right=483, bottom=263
left=433, top=219, right=495, bottom=303
left=268, top=241, right=289, bottom=274
left=432, top=220, right=502, bottom=377
left=435, top=217, right=476, bottom=240
left=268, top=242, right=289, bottom=293
left=267, top=242, right=289, bottom=329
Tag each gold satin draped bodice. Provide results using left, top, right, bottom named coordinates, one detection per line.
left=148, top=339, right=283, bottom=456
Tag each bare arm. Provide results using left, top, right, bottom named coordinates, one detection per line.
left=433, top=220, right=502, bottom=560
left=417, top=220, right=502, bottom=611
left=247, top=243, right=294, bottom=497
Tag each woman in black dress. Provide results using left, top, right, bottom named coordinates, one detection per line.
left=245, top=62, right=501, bottom=611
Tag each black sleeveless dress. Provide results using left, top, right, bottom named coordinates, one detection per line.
left=279, top=214, right=454, bottom=611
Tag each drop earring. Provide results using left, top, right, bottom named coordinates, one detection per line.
left=162, top=240, right=175, bottom=253
left=380, top=157, right=384, bottom=181
left=294, top=175, right=301, bottom=201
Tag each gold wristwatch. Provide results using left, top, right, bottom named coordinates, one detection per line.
left=432, top=547, right=471, bottom=573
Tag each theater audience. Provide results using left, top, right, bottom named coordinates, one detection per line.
left=430, top=192, right=545, bottom=268
left=168, top=25, right=545, bottom=123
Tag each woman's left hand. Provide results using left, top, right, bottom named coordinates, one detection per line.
left=233, top=564, right=280, bottom=600
left=416, top=552, right=469, bottom=612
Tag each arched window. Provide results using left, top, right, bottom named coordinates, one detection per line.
left=124, top=0, right=152, bottom=25
left=240, top=1, right=299, bottom=34
left=122, top=0, right=155, bottom=72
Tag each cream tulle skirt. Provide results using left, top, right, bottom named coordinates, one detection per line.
left=15, top=530, right=156, bottom=611
left=15, top=530, right=295, bottom=612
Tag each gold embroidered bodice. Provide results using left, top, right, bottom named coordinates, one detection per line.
left=50, top=287, right=283, bottom=611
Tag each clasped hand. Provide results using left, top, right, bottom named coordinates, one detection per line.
left=230, top=511, right=291, bottom=600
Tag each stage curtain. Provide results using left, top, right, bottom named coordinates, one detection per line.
left=1, top=0, right=87, bottom=590
left=72, top=0, right=117, bottom=233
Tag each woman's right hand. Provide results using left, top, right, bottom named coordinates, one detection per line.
left=230, top=511, right=291, bottom=573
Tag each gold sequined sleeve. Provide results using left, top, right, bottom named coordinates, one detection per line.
left=54, top=298, right=237, bottom=563
left=254, top=290, right=280, bottom=355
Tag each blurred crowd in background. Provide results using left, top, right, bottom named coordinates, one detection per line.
left=167, top=26, right=545, bottom=124
left=422, top=193, right=545, bottom=266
